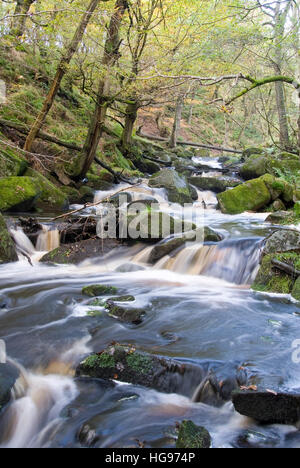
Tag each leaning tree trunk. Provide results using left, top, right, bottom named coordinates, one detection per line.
left=10, top=0, right=35, bottom=38
left=78, top=0, right=127, bottom=179
left=24, top=0, right=102, bottom=154
left=121, top=101, right=138, bottom=149
left=169, top=96, right=184, bottom=148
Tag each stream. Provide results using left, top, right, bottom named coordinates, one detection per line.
left=1, top=159, right=300, bottom=448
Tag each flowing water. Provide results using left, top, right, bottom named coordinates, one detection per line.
left=1, top=164, right=300, bottom=448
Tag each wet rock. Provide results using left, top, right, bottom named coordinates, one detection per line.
left=106, top=301, right=145, bottom=325
left=148, top=237, right=186, bottom=264
left=77, top=424, right=99, bottom=447
left=149, top=169, right=194, bottom=205
left=115, top=263, right=146, bottom=273
left=265, top=211, right=291, bottom=224
left=82, top=284, right=119, bottom=297
left=0, top=363, right=20, bottom=410
left=79, top=186, right=94, bottom=203
left=188, top=176, right=241, bottom=194
left=263, top=230, right=300, bottom=255
left=176, top=421, right=211, bottom=449
left=107, top=192, right=133, bottom=208
left=76, top=344, right=205, bottom=397
left=25, top=168, right=68, bottom=210
left=0, top=176, right=41, bottom=212
left=40, top=238, right=123, bottom=265
left=232, top=390, right=300, bottom=425
left=0, top=213, right=18, bottom=264
left=217, top=176, right=272, bottom=214
left=127, top=197, right=158, bottom=211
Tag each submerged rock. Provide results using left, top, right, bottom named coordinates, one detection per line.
left=148, top=237, right=186, bottom=264
left=106, top=300, right=145, bottom=325
left=76, top=344, right=205, bottom=397
left=232, top=390, right=300, bottom=425
left=176, top=421, right=211, bottom=449
left=0, top=363, right=20, bottom=410
left=0, top=213, right=18, bottom=264
left=149, top=169, right=194, bottom=205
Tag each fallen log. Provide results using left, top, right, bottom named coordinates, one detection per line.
left=138, top=132, right=243, bottom=154
left=271, top=259, right=300, bottom=278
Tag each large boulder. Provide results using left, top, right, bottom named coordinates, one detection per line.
left=149, top=169, right=194, bottom=205
left=240, top=155, right=270, bottom=180
left=0, top=148, right=28, bottom=178
left=233, top=390, right=300, bottom=425
left=0, top=213, right=18, bottom=264
left=188, top=176, right=241, bottom=193
left=240, top=154, right=300, bottom=181
left=217, top=177, right=271, bottom=214
left=148, top=237, right=186, bottom=264
left=176, top=421, right=211, bottom=449
left=25, top=169, right=68, bottom=210
left=263, top=229, right=300, bottom=255
left=0, top=176, right=40, bottom=212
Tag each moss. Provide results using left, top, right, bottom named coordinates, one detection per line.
left=25, top=168, right=68, bottom=209
left=252, top=254, right=295, bottom=294
left=126, top=352, right=152, bottom=375
left=82, top=284, right=118, bottom=297
left=0, top=213, right=18, bottom=264
left=292, top=277, right=300, bottom=301
left=0, top=145, right=28, bottom=178
left=217, top=177, right=271, bottom=214
left=83, top=353, right=115, bottom=369
left=0, top=176, right=40, bottom=212
left=176, top=421, right=211, bottom=449
left=87, top=310, right=103, bottom=317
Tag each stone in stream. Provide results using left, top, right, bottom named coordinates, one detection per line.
left=82, top=284, right=119, bottom=297
left=176, top=421, right=211, bottom=449
left=232, top=390, right=300, bottom=425
left=263, top=229, right=300, bottom=255
left=0, top=363, right=20, bottom=411
left=106, top=300, right=145, bottom=325
left=148, top=237, right=186, bottom=264
left=188, top=176, right=241, bottom=194
left=0, top=176, right=41, bottom=212
left=148, top=169, right=194, bottom=205
left=40, top=238, right=123, bottom=265
left=265, top=211, right=291, bottom=224
left=76, top=344, right=206, bottom=397
left=0, top=213, right=18, bottom=264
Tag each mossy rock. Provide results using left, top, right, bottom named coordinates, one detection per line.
left=82, top=284, right=119, bottom=297
left=263, top=230, right=300, bottom=255
left=149, top=237, right=186, bottom=264
left=0, top=176, right=40, bottom=212
left=292, top=277, right=300, bottom=301
left=0, top=363, right=20, bottom=410
left=0, top=147, right=28, bottom=178
left=176, top=421, right=211, bottom=449
left=189, top=176, right=241, bottom=193
left=252, top=254, right=294, bottom=294
left=242, top=147, right=264, bottom=160
left=79, top=186, right=94, bottom=203
left=25, top=169, right=68, bottom=209
left=0, top=213, right=18, bottom=264
left=278, top=152, right=299, bottom=161
left=149, top=169, right=193, bottom=205
left=106, top=301, right=145, bottom=325
left=217, top=177, right=271, bottom=215
left=60, top=186, right=81, bottom=204
left=86, top=173, right=114, bottom=191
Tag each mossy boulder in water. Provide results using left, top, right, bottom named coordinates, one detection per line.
left=240, top=154, right=300, bottom=181
left=0, top=148, right=28, bottom=178
left=188, top=176, right=241, bottom=194
left=0, top=213, right=18, bottom=264
left=148, top=237, right=186, bottom=264
left=82, top=284, right=119, bottom=297
left=106, top=300, right=145, bottom=325
left=149, top=169, right=194, bottom=205
left=240, top=156, right=269, bottom=180
left=0, top=176, right=40, bottom=212
left=25, top=169, right=68, bottom=210
left=176, top=421, right=211, bottom=449
left=76, top=344, right=204, bottom=396
left=217, top=177, right=271, bottom=214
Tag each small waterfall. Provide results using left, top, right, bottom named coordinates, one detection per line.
left=36, top=226, right=60, bottom=252
left=153, top=238, right=263, bottom=285
left=10, top=228, right=36, bottom=257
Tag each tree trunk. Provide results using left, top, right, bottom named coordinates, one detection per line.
left=24, top=0, right=102, bottom=154
left=121, top=101, right=138, bottom=148
left=78, top=0, right=127, bottom=179
left=169, top=96, right=184, bottom=148
left=273, top=65, right=291, bottom=150
left=11, top=0, right=35, bottom=37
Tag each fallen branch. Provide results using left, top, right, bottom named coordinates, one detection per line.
left=271, top=259, right=300, bottom=278
left=139, top=132, right=242, bottom=154
left=143, top=154, right=172, bottom=166
left=50, top=183, right=141, bottom=221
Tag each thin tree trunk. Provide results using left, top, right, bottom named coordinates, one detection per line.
left=24, top=0, right=102, bottom=154
left=11, top=0, right=35, bottom=37
left=78, top=0, right=127, bottom=179
left=274, top=65, right=291, bottom=150
left=122, top=101, right=138, bottom=148
left=169, top=96, right=184, bottom=148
